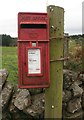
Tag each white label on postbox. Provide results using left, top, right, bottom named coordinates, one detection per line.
left=28, top=49, right=41, bottom=74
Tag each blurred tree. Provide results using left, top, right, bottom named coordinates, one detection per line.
left=2, top=34, right=12, bottom=46
left=1, top=34, right=17, bottom=46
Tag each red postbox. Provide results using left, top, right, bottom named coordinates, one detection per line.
left=18, top=12, right=50, bottom=88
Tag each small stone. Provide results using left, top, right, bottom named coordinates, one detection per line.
left=67, top=97, right=82, bottom=114
left=0, top=69, right=8, bottom=88
left=62, top=90, right=72, bottom=102
left=82, top=92, right=84, bottom=109
left=1, top=81, right=13, bottom=112
left=9, top=101, right=31, bottom=120
left=63, top=110, right=84, bottom=119
left=70, top=82, right=83, bottom=97
left=0, top=69, right=8, bottom=77
left=14, top=89, right=31, bottom=110
left=63, top=69, right=77, bottom=89
left=24, top=93, right=45, bottom=117
left=78, top=73, right=84, bottom=82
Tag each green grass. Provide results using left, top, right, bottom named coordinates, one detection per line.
left=2, top=47, right=18, bottom=85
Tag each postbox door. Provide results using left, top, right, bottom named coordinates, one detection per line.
left=18, top=12, right=50, bottom=88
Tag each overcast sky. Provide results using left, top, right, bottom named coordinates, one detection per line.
left=0, top=0, right=84, bottom=37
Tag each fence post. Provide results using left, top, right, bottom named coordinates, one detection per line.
left=82, top=2, right=84, bottom=72
left=64, top=33, right=69, bottom=68
left=82, top=39, right=84, bottom=72
left=45, top=5, right=64, bottom=118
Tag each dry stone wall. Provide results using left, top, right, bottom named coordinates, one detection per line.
left=0, top=69, right=84, bottom=119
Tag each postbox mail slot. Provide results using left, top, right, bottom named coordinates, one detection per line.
left=20, top=23, right=47, bottom=29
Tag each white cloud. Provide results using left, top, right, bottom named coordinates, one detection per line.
left=0, top=0, right=84, bottom=37
left=0, top=19, right=17, bottom=37
left=17, top=0, right=47, bottom=13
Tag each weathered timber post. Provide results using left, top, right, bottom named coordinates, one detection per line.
left=45, top=5, right=64, bottom=118
left=64, top=33, right=69, bottom=68
left=82, top=38, right=84, bottom=72
left=82, top=2, right=84, bottom=72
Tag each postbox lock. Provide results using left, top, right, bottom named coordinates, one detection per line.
left=32, top=42, right=36, bottom=47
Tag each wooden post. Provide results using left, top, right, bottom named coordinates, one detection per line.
left=64, top=33, right=69, bottom=68
left=82, top=39, right=84, bottom=72
left=82, top=2, right=84, bottom=72
left=45, top=5, right=64, bottom=118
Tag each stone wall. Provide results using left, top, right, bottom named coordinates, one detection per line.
left=0, top=69, right=84, bottom=119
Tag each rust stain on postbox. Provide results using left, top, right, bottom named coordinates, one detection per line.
left=18, top=12, right=50, bottom=88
